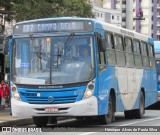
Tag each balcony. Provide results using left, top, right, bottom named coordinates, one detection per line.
left=122, top=13, right=126, bottom=17
left=122, top=4, right=126, bottom=8
left=158, top=4, right=160, bottom=8
left=122, top=22, right=126, bottom=26
left=157, top=22, right=160, bottom=27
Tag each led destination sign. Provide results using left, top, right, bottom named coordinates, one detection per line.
left=14, top=20, right=93, bottom=34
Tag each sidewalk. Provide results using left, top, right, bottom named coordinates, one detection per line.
left=0, top=106, right=33, bottom=127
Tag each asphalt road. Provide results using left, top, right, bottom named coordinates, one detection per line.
left=2, top=102, right=160, bottom=135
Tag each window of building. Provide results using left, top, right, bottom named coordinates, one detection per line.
left=122, top=18, right=126, bottom=21
left=122, top=1, right=126, bottom=4
left=152, top=16, right=154, bottom=20
left=117, top=16, right=119, bottom=20
left=101, top=13, right=103, bottom=18
left=112, top=15, right=114, bottom=20
left=122, top=10, right=126, bottom=13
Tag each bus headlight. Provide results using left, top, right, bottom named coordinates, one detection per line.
left=11, top=83, right=21, bottom=101
left=83, top=80, right=95, bottom=99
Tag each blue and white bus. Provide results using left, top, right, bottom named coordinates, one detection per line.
left=8, top=17, right=157, bottom=127
left=154, top=41, right=160, bottom=100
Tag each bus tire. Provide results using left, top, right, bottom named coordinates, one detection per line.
left=75, top=116, right=85, bottom=120
left=99, top=95, right=115, bottom=124
left=134, top=91, right=145, bottom=119
left=76, top=116, right=93, bottom=120
left=33, top=116, right=49, bottom=127
left=124, top=110, right=134, bottom=119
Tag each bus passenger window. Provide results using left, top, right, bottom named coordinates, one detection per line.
left=114, top=36, right=123, bottom=51
left=148, top=44, right=155, bottom=70
left=105, top=33, right=114, bottom=49
left=114, top=35, right=125, bottom=67
left=105, top=33, right=116, bottom=66
left=133, top=40, right=142, bottom=68
left=125, top=38, right=134, bottom=67
left=141, top=42, right=149, bottom=69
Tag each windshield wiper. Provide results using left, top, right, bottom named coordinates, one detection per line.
left=64, top=33, right=75, bottom=47
left=55, top=33, right=75, bottom=68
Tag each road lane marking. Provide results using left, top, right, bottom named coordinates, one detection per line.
left=78, top=117, right=160, bottom=135
left=78, top=132, right=97, bottom=135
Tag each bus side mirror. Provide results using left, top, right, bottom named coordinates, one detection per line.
left=101, top=37, right=106, bottom=52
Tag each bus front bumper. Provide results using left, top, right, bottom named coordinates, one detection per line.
left=11, top=96, right=98, bottom=117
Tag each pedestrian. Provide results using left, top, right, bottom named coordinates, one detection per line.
left=0, top=81, right=5, bottom=106
left=1, top=80, right=10, bottom=107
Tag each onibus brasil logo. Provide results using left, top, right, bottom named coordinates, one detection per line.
left=133, top=10, right=145, bottom=20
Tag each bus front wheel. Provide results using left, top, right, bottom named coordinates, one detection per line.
left=99, top=95, right=115, bottom=124
left=33, top=116, right=49, bottom=127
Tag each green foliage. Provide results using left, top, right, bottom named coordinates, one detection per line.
left=1, top=0, right=94, bottom=22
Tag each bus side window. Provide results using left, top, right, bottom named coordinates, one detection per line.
left=124, top=37, right=134, bottom=68
left=105, top=32, right=116, bottom=66
left=114, top=35, right=125, bottom=67
left=148, top=44, right=155, bottom=70
left=133, top=40, right=142, bottom=68
left=141, top=42, right=150, bottom=69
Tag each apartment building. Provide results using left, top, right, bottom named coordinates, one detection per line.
left=93, top=0, right=159, bottom=41
left=157, top=0, right=160, bottom=40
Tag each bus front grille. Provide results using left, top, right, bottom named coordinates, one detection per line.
left=26, top=96, right=78, bottom=104
left=18, top=88, right=84, bottom=104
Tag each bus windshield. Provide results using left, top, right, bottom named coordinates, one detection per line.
left=12, top=35, right=95, bottom=85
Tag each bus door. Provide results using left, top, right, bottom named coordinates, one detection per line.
left=96, top=34, right=108, bottom=115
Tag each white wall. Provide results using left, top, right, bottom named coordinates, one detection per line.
left=103, top=0, right=111, bottom=9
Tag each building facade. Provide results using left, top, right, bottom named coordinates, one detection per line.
left=157, top=0, right=160, bottom=40
left=93, top=0, right=159, bottom=41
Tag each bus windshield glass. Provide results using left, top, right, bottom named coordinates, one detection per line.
left=12, top=35, right=95, bottom=85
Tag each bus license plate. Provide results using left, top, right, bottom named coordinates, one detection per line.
left=45, top=107, right=58, bottom=112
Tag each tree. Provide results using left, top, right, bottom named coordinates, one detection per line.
left=1, top=0, right=94, bottom=22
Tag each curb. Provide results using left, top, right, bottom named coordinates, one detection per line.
left=0, top=106, right=5, bottom=111
left=0, top=118, right=33, bottom=127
